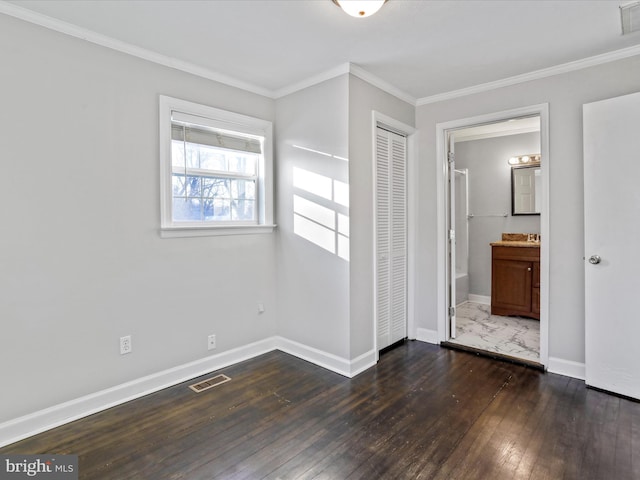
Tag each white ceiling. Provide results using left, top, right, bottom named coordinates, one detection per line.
left=3, top=0, right=640, bottom=102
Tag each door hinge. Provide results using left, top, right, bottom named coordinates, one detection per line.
left=448, top=151, right=455, bottom=163
left=449, top=306, right=456, bottom=317
left=449, top=229, right=456, bottom=240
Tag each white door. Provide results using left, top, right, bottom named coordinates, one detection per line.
left=584, top=91, right=640, bottom=400
left=375, top=127, right=407, bottom=350
left=447, top=133, right=457, bottom=338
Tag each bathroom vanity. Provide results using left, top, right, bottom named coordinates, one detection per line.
left=490, top=238, right=540, bottom=320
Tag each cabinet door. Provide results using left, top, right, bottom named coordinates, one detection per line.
left=532, top=262, right=540, bottom=288
left=491, top=260, right=532, bottom=315
left=532, top=288, right=540, bottom=316
left=532, top=262, right=541, bottom=317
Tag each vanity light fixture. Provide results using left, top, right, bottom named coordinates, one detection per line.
left=508, top=154, right=541, bottom=166
left=331, top=0, right=388, bottom=18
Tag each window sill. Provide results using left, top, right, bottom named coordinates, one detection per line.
left=160, top=224, right=277, bottom=238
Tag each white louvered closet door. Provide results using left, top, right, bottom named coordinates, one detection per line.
left=376, top=127, right=407, bottom=351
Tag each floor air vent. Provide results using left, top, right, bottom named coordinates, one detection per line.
left=189, top=374, right=231, bottom=393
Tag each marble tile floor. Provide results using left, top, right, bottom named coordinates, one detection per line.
left=449, top=301, right=540, bottom=363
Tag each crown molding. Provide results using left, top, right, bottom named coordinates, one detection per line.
left=348, top=63, right=417, bottom=105
left=273, top=62, right=417, bottom=106
left=417, top=44, right=640, bottom=106
left=4, top=0, right=638, bottom=108
left=0, top=2, right=414, bottom=104
left=0, top=1, right=273, bottom=98
left=273, top=63, right=351, bottom=98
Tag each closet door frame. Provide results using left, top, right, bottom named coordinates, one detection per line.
left=372, top=111, right=416, bottom=358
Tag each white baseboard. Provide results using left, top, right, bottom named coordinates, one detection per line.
left=1, top=335, right=587, bottom=449
left=274, top=336, right=376, bottom=378
left=467, top=294, right=491, bottom=305
left=349, top=349, right=378, bottom=377
left=0, top=336, right=376, bottom=447
left=547, top=357, right=585, bottom=380
left=416, top=328, right=439, bottom=344
left=0, top=337, right=278, bottom=448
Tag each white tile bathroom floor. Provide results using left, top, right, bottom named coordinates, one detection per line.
left=449, top=301, right=540, bottom=363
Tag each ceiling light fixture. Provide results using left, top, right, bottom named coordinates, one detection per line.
left=331, top=0, right=388, bottom=18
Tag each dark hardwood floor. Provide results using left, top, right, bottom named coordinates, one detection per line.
left=2, top=341, right=639, bottom=479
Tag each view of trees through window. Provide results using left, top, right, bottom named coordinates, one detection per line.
left=171, top=139, right=258, bottom=222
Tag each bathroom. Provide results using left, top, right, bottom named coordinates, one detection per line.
left=449, top=117, right=542, bottom=364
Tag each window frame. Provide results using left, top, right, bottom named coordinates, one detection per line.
left=159, top=95, right=275, bottom=238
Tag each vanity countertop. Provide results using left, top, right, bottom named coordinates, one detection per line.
left=490, top=241, right=540, bottom=248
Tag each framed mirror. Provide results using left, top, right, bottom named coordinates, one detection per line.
left=511, top=165, right=541, bottom=215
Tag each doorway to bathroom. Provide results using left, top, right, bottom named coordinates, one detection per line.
left=436, top=105, right=549, bottom=368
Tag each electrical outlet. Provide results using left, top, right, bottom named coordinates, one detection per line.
left=120, top=335, right=132, bottom=355
left=207, top=334, right=216, bottom=351
left=257, top=303, right=265, bottom=314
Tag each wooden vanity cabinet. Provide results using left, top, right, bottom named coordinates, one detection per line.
left=532, top=261, right=540, bottom=317
left=491, top=244, right=540, bottom=320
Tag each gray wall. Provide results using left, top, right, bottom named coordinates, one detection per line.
left=275, top=75, right=351, bottom=359
left=4, top=2, right=639, bottom=427
left=274, top=74, right=415, bottom=361
left=0, top=14, right=277, bottom=423
left=416, top=55, right=640, bottom=364
left=455, top=132, right=541, bottom=297
left=0, top=13, right=415, bottom=426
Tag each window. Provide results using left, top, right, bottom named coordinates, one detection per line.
left=159, top=96, right=274, bottom=237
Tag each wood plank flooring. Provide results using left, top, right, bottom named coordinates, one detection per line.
left=2, top=341, right=639, bottom=479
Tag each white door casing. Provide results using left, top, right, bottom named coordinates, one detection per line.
left=435, top=104, right=550, bottom=367
left=448, top=133, right=457, bottom=338
left=584, top=91, right=640, bottom=400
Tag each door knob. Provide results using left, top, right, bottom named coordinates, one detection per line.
left=588, top=255, right=601, bottom=265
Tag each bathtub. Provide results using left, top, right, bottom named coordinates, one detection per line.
left=455, top=271, right=469, bottom=305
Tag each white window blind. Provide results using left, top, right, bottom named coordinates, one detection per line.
left=170, top=123, right=262, bottom=155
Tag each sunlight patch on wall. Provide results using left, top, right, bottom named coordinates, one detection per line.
left=292, top=166, right=349, bottom=261
left=294, top=213, right=336, bottom=254
left=293, top=144, right=349, bottom=162
left=293, top=167, right=332, bottom=200
left=333, top=179, right=349, bottom=208
left=337, top=212, right=350, bottom=260
left=294, top=195, right=334, bottom=229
